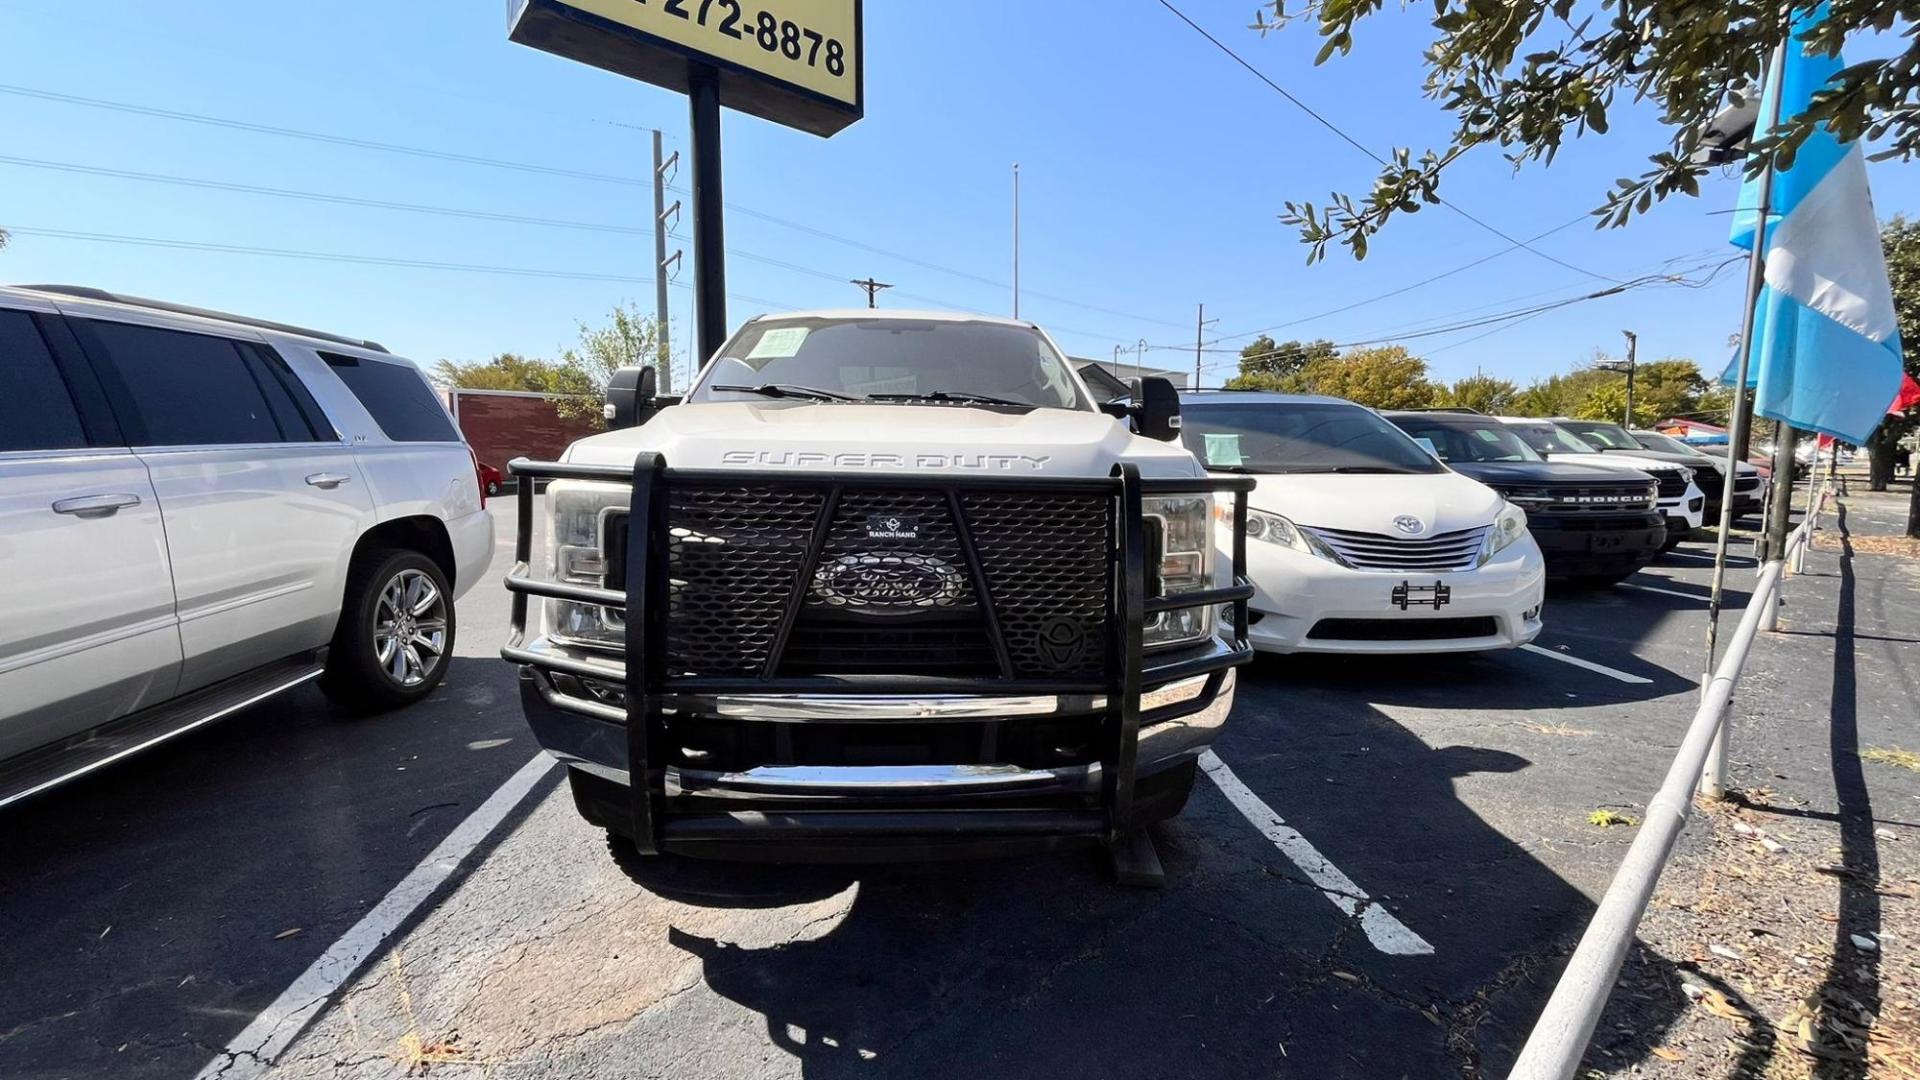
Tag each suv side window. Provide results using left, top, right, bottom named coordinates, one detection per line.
left=0, top=310, right=89, bottom=452
left=241, top=343, right=331, bottom=442
left=78, top=320, right=288, bottom=446
left=320, top=352, right=458, bottom=442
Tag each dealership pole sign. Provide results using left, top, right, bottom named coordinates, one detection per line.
left=508, top=0, right=865, bottom=358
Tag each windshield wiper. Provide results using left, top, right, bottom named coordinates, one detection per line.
left=867, top=391, right=1026, bottom=407
left=711, top=383, right=856, bottom=402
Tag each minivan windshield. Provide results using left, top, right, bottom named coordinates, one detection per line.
left=1388, top=417, right=1543, bottom=463
left=1506, top=421, right=1603, bottom=457
left=1557, top=419, right=1643, bottom=451
left=1181, top=400, right=1446, bottom=474
left=689, top=316, right=1088, bottom=410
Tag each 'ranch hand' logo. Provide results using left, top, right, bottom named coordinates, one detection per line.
left=812, top=553, right=965, bottom=614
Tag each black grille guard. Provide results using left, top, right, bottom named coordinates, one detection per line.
left=501, top=452, right=1254, bottom=855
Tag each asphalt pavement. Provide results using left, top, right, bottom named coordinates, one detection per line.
left=2, top=487, right=1911, bottom=1080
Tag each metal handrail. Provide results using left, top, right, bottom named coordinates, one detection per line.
left=1507, top=477, right=1830, bottom=1080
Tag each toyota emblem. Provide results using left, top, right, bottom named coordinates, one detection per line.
left=1392, top=516, right=1425, bottom=535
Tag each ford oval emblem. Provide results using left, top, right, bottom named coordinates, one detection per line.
left=1392, top=515, right=1425, bottom=535
left=812, top=553, right=966, bottom=614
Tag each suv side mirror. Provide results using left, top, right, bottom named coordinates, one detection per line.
left=604, top=365, right=659, bottom=429
left=1129, top=376, right=1182, bottom=442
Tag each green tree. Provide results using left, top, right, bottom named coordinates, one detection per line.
left=1869, top=217, right=1920, bottom=536
left=1571, top=357, right=1719, bottom=427
left=1511, top=368, right=1615, bottom=418
left=1257, top=1, right=1920, bottom=261
left=1231, top=335, right=1337, bottom=386
left=1434, top=374, right=1518, bottom=414
left=556, top=302, right=666, bottom=425
left=1285, top=346, right=1439, bottom=409
left=431, top=353, right=573, bottom=394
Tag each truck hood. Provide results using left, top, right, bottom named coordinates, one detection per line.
left=1542, top=451, right=1685, bottom=475
left=1234, top=469, right=1504, bottom=535
left=561, top=401, right=1204, bottom=478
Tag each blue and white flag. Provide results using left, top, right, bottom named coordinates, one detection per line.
left=1728, top=7, right=1903, bottom=445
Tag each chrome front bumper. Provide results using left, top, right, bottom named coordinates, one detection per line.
left=517, top=637, right=1236, bottom=801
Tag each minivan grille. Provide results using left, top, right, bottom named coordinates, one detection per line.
left=1301, top=524, right=1490, bottom=572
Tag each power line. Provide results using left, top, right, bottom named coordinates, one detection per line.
left=0, top=82, right=1193, bottom=333
left=0, top=225, right=803, bottom=309
left=1152, top=0, right=1619, bottom=284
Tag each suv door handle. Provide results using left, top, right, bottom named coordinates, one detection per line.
left=52, top=493, right=142, bottom=518
left=305, top=473, right=353, bottom=489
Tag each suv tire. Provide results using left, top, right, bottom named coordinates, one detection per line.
left=323, top=549, right=455, bottom=712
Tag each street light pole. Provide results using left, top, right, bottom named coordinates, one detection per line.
left=1011, top=163, right=1020, bottom=320
left=1621, top=330, right=1637, bottom=427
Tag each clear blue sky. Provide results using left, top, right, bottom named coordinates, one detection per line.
left=1, top=0, right=1913, bottom=390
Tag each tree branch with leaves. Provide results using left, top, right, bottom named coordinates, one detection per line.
left=1260, top=0, right=1920, bottom=262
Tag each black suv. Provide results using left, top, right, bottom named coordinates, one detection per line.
left=1386, top=411, right=1665, bottom=584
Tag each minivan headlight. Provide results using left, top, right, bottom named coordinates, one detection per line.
left=1223, top=506, right=1348, bottom=567
left=1479, top=501, right=1529, bottom=565
left=545, top=479, right=629, bottom=652
left=1143, top=495, right=1214, bottom=649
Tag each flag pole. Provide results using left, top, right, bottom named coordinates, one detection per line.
left=1701, top=42, right=1788, bottom=800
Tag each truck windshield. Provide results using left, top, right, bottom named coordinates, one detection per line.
left=1388, top=419, right=1542, bottom=463
left=1634, top=431, right=1710, bottom=457
left=1181, top=401, right=1446, bottom=474
left=1508, top=422, right=1602, bottom=456
left=1557, top=420, right=1642, bottom=450
left=689, top=316, right=1088, bottom=410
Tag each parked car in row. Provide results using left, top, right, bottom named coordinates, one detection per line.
left=0, top=285, right=491, bottom=809
left=1179, top=392, right=1544, bottom=655
left=1495, top=417, right=1705, bottom=549
left=1553, top=418, right=1767, bottom=519
left=1385, top=411, right=1665, bottom=585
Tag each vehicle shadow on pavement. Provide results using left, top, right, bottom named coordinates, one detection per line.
left=0, top=656, right=538, bottom=1080
left=596, top=665, right=1692, bottom=1079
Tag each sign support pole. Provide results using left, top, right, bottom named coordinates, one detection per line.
left=689, top=62, right=728, bottom=368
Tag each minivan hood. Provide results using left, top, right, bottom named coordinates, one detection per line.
left=561, top=401, right=1204, bottom=479
left=1233, top=469, right=1503, bottom=535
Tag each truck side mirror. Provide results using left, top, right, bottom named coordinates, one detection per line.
left=1129, top=376, right=1182, bottom=442
left=604, top=365, right=659, bottom=429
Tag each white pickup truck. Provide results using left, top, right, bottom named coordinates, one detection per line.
left=502, top=309, right=1252, bottom=881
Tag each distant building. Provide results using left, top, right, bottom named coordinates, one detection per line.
left=1074, top=358, right=1190, bottom=400
left=1654, top=418, right=1731, bottom=444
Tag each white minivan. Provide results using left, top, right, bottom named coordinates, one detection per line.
left=1179, top=392, right=1546, bottom=654
left=0, top=285, right=492, bottom=808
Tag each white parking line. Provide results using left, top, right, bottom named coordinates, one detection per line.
left=1518, top=643, right=1653, bottom=685
left=1617, top=582, right=1707, bottom=602
left=1199, top=750, right=1434, bottom=956
left=191, top=753, right=557, bottom=1080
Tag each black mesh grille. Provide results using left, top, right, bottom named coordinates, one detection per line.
left=664, top=486, right=825, bottom=676
left=656, top=485, right=1113, bottom=679
left=965, top=493, right=1112, bottom=677
left=1653, top=471, right=1689, bottom=498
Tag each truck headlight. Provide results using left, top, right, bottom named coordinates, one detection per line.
left=545, top=480, right=629, bottom=652
left=1479, top=501, right=1529, bottom=565
left=1143, top=495, right=1214, bottom=649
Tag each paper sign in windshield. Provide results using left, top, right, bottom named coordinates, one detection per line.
left=1203, top=433, right=1244, bottom=467
left=747, top=326, right=810, bottom=360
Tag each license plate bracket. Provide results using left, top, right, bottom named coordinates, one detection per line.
left=1391, top=580, right=1451, bottom=611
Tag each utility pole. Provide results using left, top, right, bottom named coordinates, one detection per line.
left=1194, top=303, right=1217, bottom=389
left=1137, top=339, right=1148, bottom=373
left=850, top=277, right=893, bottom=308
left=1011, top=163, right=1021, bottom=320
left=651, top=131, right=681, bottom=392
left=688, top=64, right=728, bottom=368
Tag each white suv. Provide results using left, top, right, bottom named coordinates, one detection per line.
left=0, top=285, right=492, bottom=807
